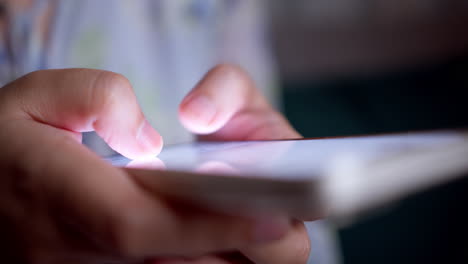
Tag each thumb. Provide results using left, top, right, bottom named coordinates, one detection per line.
left=3, top=69, right=162, bottom=159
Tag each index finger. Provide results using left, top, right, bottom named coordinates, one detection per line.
left=178, top=64, right=300, bottom=141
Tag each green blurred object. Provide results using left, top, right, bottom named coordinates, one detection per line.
left=282, top=55, right=468, bottom=264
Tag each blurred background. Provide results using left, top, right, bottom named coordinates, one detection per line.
left=268, top=1, right=468, bottom=263
left=269, top=0, right=468, bottom=137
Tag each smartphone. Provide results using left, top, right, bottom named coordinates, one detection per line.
left=107, top=131, right=468, bottom=222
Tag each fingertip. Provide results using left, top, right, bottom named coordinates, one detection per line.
left=117, top=120, right=164, bottom=160
left=178, top=64, right=255, bottom=135
left=178, top=95, right=224, bottom=135
left=133, top=120, right=164, bottom=159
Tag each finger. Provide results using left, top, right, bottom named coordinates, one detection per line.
left=178, top=64, right=261, bottom=135
left=241, top=221, right=311, bottom=264
left=3, top=69, right=162, bottom=159
left=178, top=64, right=299, bottom=140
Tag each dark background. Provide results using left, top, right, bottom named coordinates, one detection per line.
left=269, top=1, right=468, bottom=262
left=282, top=56, right=468, bottom=138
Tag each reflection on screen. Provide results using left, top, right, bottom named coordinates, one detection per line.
left=128, top=131, right=466, bottom=179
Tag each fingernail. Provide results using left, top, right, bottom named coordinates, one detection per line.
left=251, top=217, right=290, bottom=243
left=137, top=120, right=163, bottom=156
left=181, top=95, right=217, bottom=126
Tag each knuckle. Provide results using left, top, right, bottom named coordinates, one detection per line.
left=209, top=64, right=256, bottom=105
left=92, top=72, right=133, bottom=110
left=13, top=70, right=47, bottom=94
left=212, top=63, right=240, bottom=75
left=212, top=63, right=250, bottom=85
left=99, top=72, right=132, bottom=92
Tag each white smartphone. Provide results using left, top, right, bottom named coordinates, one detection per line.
left=108, top=131, right=468, bottom=222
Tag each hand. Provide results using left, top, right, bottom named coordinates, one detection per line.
left=176, top=65, right=311, bottom=264
left=0, top=69, right=293, bottom=264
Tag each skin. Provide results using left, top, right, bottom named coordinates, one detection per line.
left=0, top=64, right=311, bottom=264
